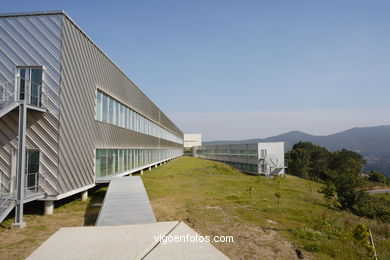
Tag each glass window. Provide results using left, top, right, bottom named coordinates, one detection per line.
left=123, top=107, right=129, bottom=129
left=96, top=92, right=102, bottom=121
left=108, top=98, right=114, bottom=124
left=102, top=94, right=108, bottom=123
left=115, top=102, right=120, bottom=126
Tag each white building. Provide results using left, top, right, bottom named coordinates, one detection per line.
left=193, top=142, right=286, bottom=176
left=184, top=134, right=202, bottom=148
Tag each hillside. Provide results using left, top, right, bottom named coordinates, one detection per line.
left=142, top=157, right=390, bottom=260
left=203, top=125, right=390, bottom=176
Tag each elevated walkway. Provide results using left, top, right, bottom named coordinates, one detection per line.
left=95, top=176, right=156, bottom=226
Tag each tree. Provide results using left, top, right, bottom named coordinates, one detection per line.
left=286, top=147, right=311, bottom=179
left=368, top=170, right=388, bottom=184
left=330, top=172, right=375, bottom=217
left=329, top=149, right=365, bottom=176
left=286, top=142, right=331, bottom=180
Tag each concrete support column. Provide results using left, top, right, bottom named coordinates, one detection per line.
left=44, top=201, right=54, bottom=215
left=140, top=169, right=144, bottom=175
left=148, top=167, right=152, bottom=171
left=81, top=191, right=88, bottom=201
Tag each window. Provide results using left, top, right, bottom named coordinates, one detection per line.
left=95, top=91, right=183, bottom=144
left=108, top=98, right=114, bottom=124
left=17, top=67, right=43, bottom=107
left=96, top=92, right=102, bottom=121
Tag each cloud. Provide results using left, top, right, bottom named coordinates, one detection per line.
left=170, top=109, right=390, bottom=141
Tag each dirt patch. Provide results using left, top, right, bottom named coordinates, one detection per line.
left=151, top=198, right=305, bottom=260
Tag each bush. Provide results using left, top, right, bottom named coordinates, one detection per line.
left=352, top=224, right=375, bottom=259
left=368, top=170, right=388, bottom=184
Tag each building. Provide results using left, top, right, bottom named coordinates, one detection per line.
left=0, top=11, right=183, bottom=226
left=184, top=133, right=202, bottom=148
left=193, top=142, right=286, bottom=176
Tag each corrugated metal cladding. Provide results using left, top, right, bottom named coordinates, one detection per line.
left=0, top=14, right=63, bottom=196
left=58, top=16, right=183, bottom=194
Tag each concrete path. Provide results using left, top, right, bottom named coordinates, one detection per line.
left=95, top=176, right=156, bottom=226
left=368, top=188, right=390, bottom=194
left=27, top=221, right=228, bottom=260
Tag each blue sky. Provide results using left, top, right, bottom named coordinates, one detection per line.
left=2, top=1, right=390, bottom=140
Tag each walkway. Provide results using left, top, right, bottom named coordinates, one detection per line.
left=95, top=176, right=156, bottom=226
left=27, top=221, right=228, bottom=260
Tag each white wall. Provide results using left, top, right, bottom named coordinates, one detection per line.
left=184, top=134, right=202, bottom=148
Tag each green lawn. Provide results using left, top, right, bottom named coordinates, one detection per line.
left=1, top=157, right=388, bottom=260
left=142, top=157, right=390, bottom=260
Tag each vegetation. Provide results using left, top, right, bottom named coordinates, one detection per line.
left=1, top=156, right=389, bottom=259
left=0, top=185, right=107, bottom=260
left=142, top=157, right=390, bottom=259
left=287, top=142, right=390, bottom=220
left=367, top=170, right=389, bottom=185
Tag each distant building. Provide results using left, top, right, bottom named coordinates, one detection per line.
left=193, top=142, right=286, bottom=176
left=184, top=134, right=202, bottom=148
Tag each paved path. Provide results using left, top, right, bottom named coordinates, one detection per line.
left=95, top=176, right=156, bottom=226
left=27, top=221, right=228, bottom=260
left=368, top=189, right=390, bottom=194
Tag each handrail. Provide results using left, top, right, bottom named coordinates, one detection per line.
left=0, top=76, right=48, bottom=112
left=24, top=172, right=47, bottom=195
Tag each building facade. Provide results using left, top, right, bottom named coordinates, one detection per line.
left=0, top=11, right=183, bottom=224
left=193, top=142, right=286, bottom=176
left=184, top=133, right=202, bottom=148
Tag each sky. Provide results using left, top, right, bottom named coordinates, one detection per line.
left=2, top=0, right=390, bottom=141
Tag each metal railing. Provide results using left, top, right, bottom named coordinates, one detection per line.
left=0, top=173, right=16, bottom=218
left=24, top=172, right=46, bottom=196
left=0, top=171, right=46, bottom=200
left=0, top=80, right=17, bottom=111
left=0, top=77, right=48, bottom=114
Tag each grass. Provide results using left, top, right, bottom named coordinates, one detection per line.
left=0, top=185, right=108, bottom=260
left=142, top=157, right=390, bottom=260
left=372, top=193, right=390, bottom=202
left=0, top=157, right=389, bottom=259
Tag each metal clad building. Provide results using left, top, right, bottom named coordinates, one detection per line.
left=0, top=11, right=183, bottom=222
left=193, top=142, right=285, bottom=176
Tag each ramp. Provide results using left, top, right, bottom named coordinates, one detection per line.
left=95, top=176, right=156, bottom=226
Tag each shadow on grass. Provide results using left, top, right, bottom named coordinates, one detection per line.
left=83, top=184, right=108, bottom=226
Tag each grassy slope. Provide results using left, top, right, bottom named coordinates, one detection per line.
left=142, top=157, right=390, bottom=260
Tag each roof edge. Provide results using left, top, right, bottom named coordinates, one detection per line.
left=0, top=10, right=65, bottom=17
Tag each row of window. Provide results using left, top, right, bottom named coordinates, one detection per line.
left=223, top=161, right=258, bottom=174
left=196, top=149, right=257, bottom=157
left=96, top=91, right=183, bottom=144
left=95, top=149, right=182, bottom=178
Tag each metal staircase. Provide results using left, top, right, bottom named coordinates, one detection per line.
left=0, top=172, right=46, bottom=223
left=0, top=79, right=19, bottom=118
left=0, top=174, right=16, bottom=223
left=263, top=154, right=285, bottom=176
left=0, top=77, right=47, bottom=119
left=0, top=77, right=48, bottom=224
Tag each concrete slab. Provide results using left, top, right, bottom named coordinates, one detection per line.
left=96, top=176, right=156, bottom=226
left=27, top=221, right=228, bottom=260
left=27, top=221, right=179, bottom=260
left=144, top=222, right=228, bottom=260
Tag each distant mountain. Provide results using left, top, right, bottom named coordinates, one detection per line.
left=203, top=125, right=390, bottom=177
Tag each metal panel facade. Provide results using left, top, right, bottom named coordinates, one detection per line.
left=0, top=11, right=183, bottom=199
left=0, top=14, right=64, bottom=196
left=58, top=15, right=183, bottom=194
